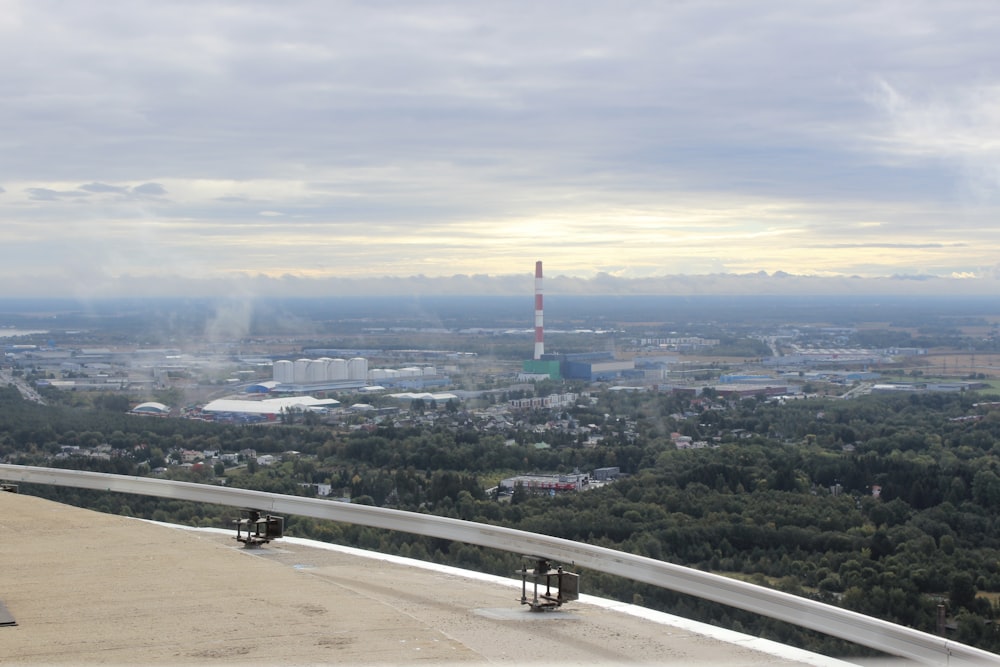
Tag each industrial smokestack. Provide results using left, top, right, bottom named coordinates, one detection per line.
left=534, top=260, right=544, bottom=360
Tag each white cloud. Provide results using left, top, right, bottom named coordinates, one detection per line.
left=79, top=182, right=130, bottom=194
left=2, top=1, right=1000, bottom=296
left=132, top=182, right=168, bottom=197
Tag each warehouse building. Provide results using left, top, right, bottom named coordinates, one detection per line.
left=521, top=352, right=636, bottom=382
left=499, top=472, right=590, bottom=495
left=199, top=396, right=340, bottom=423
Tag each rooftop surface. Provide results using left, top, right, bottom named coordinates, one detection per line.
left=1, top=492, right=856, bottom=666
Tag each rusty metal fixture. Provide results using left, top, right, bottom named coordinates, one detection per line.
left=233, top=509, right=284, bottom=547
left=518, top=557, right=579, bottom=611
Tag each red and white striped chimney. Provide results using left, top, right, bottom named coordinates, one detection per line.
left=534, top=260, right=544, bottom=360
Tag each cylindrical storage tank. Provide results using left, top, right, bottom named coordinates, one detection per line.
left=307, top=360, right=327, bottom=383
left=399, top=367, right=421, bottom=377
left=273, top=360, right=294, bottom=383
left=293, top=359, right=311, bottom=384
left=369, top=368, right=387, bottom=380
left=316, top=358, right=334, bottom=382
left=422, top=366, right=436, bottom=376
left=347, top=357, right=368, bottom=381
left=329, top=358, right=348, bottom=381
left=384, top=369, right=399, bottom=379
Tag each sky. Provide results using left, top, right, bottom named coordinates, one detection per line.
left=3, top=0, right=1000, bottom=298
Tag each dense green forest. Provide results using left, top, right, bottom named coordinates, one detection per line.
left=4, top=384, right=1000, bottom=657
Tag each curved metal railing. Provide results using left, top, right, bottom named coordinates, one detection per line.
left=1, top=463, right=995, bottom=666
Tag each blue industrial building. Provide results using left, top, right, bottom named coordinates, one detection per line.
left=521, top=352, right=638, bottom=382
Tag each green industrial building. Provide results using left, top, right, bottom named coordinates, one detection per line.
left=522, top=358, right=562, bottom=380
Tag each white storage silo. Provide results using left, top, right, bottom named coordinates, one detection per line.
left=422, top=366, right=436, bottom=376
left=347, top=357, right=368, bottom=380
left=307, top=359, right=328, bottom=383
left=273, top=360, right=294, bottom=383
left=293, top=358, right=311, bottom=384
left=329, top=358, right=348, bottom=381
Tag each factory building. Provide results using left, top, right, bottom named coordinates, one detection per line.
left=522, top=352, right=637, bottom=382
left=199, top=396, right=340, bottom=423
left=499, top=472, right=589, bottom=495
left=387, top=391, right=459, bottom=405
left=509, top=392, right=577, bottom=409
left=521, top=358, right=562, bottom=380
left=518, top=261, right=634, bottom=382
left=592, top=467, right=621, bottom=482
left=131, top=401, right=170, bottom=416
left=245, top=380, right=280, bottom=394
left=563, top=353, right=636, bottom=381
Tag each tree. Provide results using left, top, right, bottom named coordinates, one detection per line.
left=510, top=481, right=529, bottom=505
left=972, top=470, right=1000, bottom=506
left=950, top=572, right=977, bottom=612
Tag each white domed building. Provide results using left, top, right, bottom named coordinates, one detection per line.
left=130, top=402, right=170, bottom=416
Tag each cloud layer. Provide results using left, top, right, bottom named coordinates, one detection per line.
left=3, top=1, right=1000, bottom=297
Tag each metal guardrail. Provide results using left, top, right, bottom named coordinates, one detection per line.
left=1, top=463, right=996, bottom=666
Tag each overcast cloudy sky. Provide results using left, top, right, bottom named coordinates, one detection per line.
left=3, top=0, right=1000, bottom=298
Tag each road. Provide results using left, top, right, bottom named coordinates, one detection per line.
left=840, top=382, right=874, bottom=400
left=0, top=367, right=46, bottom=404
